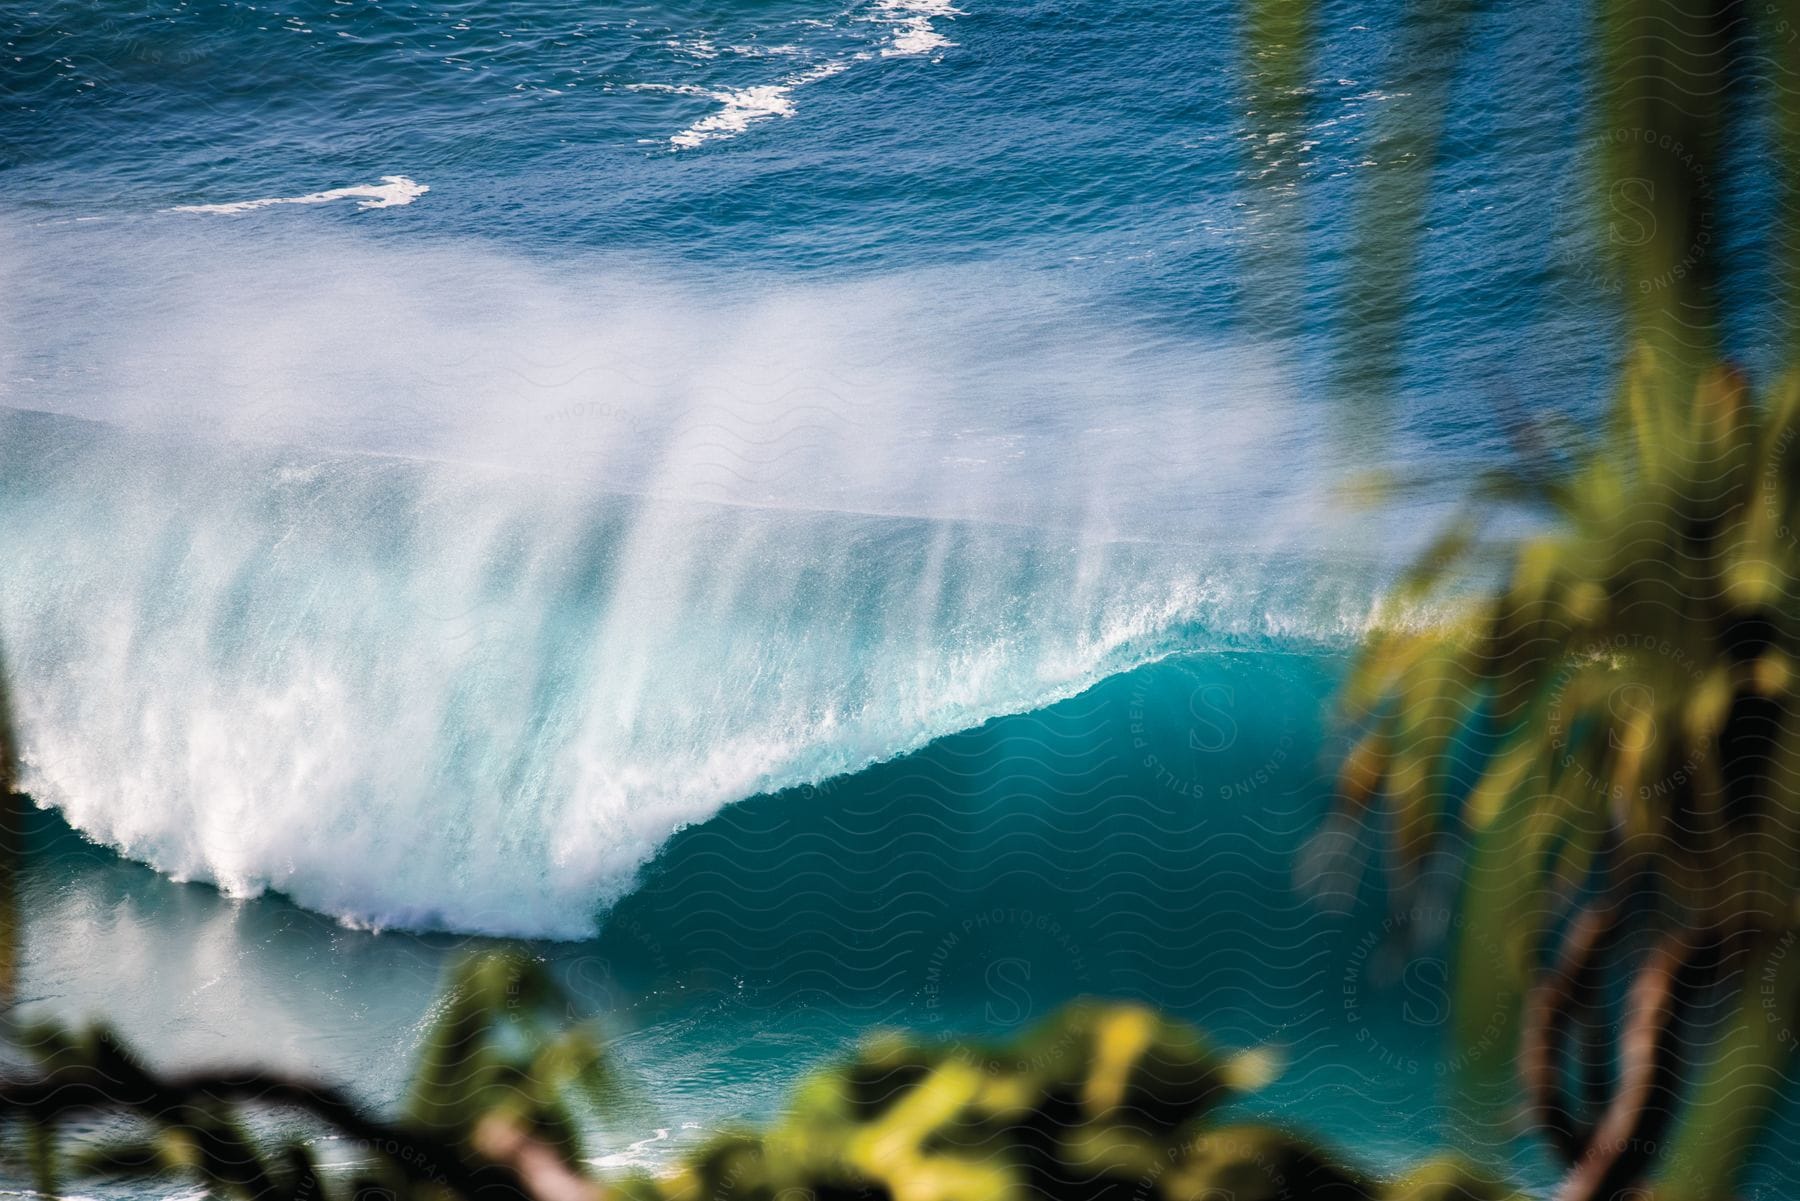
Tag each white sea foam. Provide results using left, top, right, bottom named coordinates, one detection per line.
left=878, top=0, right=962, bottom=56
left=586, top=1129, right=675, bottom=1171
left=635, top=0, right=956, bottom=150
left=168, top=175, right=428, bottom=215
left=642, top=61, right=848, bottom=149
left=671, top=83, right=797, bottom=148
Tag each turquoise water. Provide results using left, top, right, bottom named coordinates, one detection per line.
left=1, top=0, right=1792, bottom=1193
left=14, top=650, right=1565, bottom=1189
left=0, top=0, right=1617, bottom=940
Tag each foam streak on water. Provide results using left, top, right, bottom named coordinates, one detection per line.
left=634, top=64, right=848, bottom=150
left=633, top=0, right=958, bottom=149
left=169, top=176, right=429, bottom=215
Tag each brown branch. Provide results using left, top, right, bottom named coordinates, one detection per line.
left=0, top=1063, right=539, bottom=1201
left=474, top=1114, right=608, bottom=1201
left=1554, top=925, right=1727, bottom=1201
left=1522, top=902, right=1629, bottom=1165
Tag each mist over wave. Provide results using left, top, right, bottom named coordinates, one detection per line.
left=2, top=217, right=1355, bottom=538
left=0, top=218, right=1397, bottom=937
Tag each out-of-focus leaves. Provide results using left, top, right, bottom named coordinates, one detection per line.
left=1595, top=0, right=1733, bottom=390
left=1447, top=744, right=1546, bottom=1091
left=1334, top=0, right=1483, bottom=402
left=1322, top=311, right=1800, bottom=1201
left=1239, top=0, right=1316, bottom=340
left=0, top=951, right=614, bottom=1201
left=408, top=950, right=611, bottom=1170
left=1764, top=6, right=1800, bottom=366
left=1654, top=931, right=1800, bottom=1201
left=0, top=963, right=1538, bottom=1200
left=1385, top=1157, right=1523, bottom=1201
left=1301, top=0, right=1798, bottom=1166
left=1347, top=365, right=1800, bottom=993
left=633, top=1000, right=1523, bottom=1201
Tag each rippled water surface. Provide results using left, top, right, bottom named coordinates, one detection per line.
left=5, top=0, right=1772, bottom=1192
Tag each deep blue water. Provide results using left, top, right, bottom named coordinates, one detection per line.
left=2, top=0, right=1791, bottom=1194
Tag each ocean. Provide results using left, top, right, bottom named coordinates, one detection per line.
left=1, top=0, right=1784, bottom=1194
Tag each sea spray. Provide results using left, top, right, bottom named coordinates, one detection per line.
left=0, top=408, right=1379, bottom=937
left=0, top=220, right=1408, bottom=938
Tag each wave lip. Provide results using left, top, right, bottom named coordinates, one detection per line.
left=168, top=175, right=428, bottom=215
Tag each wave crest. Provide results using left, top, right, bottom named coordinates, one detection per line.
left=0, top=408, right=1376, bottom=937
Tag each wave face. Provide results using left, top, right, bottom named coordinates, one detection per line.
left=0, top=0, right=1616, bottom=940
left=0, top=407, right=1378, bottom=937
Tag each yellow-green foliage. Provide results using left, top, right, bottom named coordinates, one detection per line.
left=407, top=950, right=613, bottom=1161
left=1339, top=367, right=1800, bottom=1188
left=0, top=954, right=614, bottom=1201
left=624, top=1001, right=1518, bottom=1201
left=0, top=962, right=1526, bottom=1201
left=1347, top=366, right=1800, bottom=949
